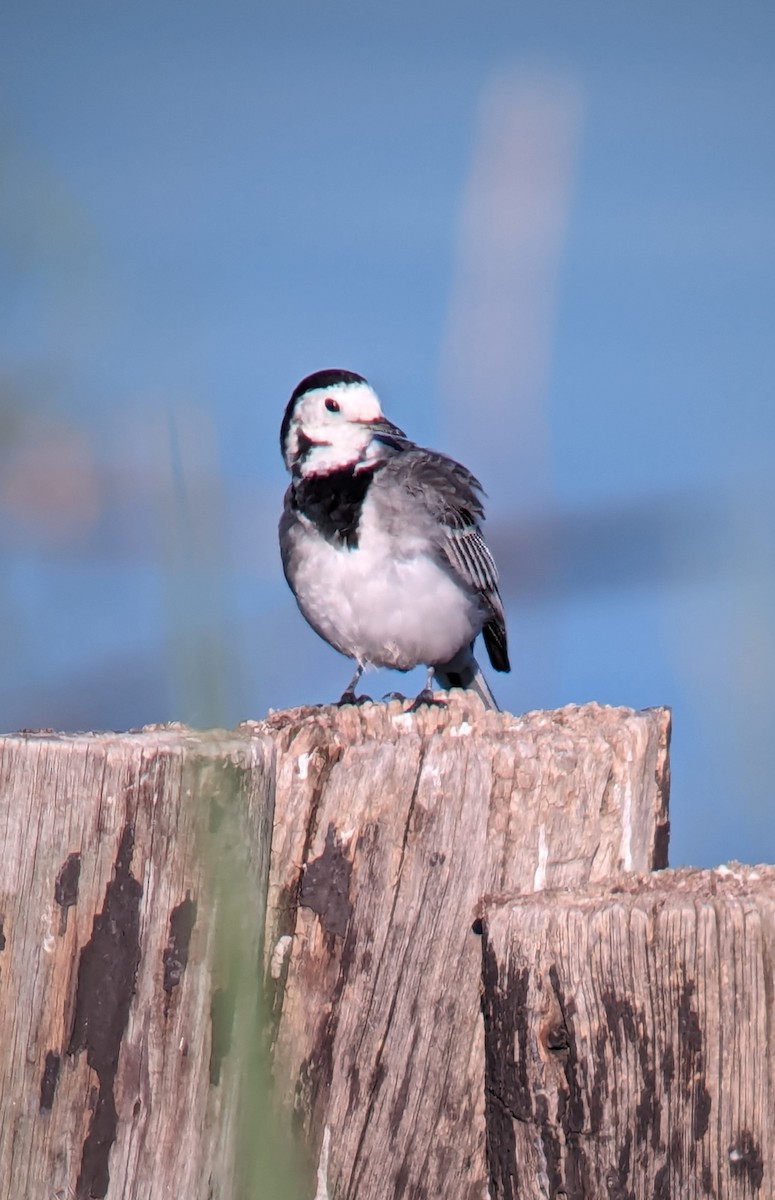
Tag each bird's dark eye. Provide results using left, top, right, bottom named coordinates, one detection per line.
left=324, top=397, right=340, bottom=413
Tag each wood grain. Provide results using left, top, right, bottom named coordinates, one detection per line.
left=256, top=697, right=671, bottom=1200
left=482, top=867, right=775, bottom=1199
left=0, top=726, right=274, bottom=1200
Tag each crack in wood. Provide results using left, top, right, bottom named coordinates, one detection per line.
left=286, top=747, right=366, bottom=1149
left=652, top=711, right=672, bottom=870
left=729, top=1130, right=764, bottom=1190
left=162, top=892, right=197, bottom=1017
left=54, top=852, right=81, bottom=937
left=299, top=748, right=344, bottom=885
left=266, top=745, right=344, bottom=1037
left=295, top=915, right=359, bottom=1156
left=484, top=1085, right=522, bottom=1200
left=347, top=747, right=427, bottom=1199
left=67, top=822, right=142, bottom=1200
left=39, top=1050, right=61, bottom=1113
left=676, top=981, right=712, bottom=1144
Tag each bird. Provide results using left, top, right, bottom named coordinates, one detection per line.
left=278, top=368, right=510, bottom=710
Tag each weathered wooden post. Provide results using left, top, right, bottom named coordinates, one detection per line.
left=0, top=727, right=274, bottom=1199
left=0, top=698, right=679, bottom=1199
left=258, top=698, right=670, bottom=1199
left=481, top=867, right=775, bottom=1199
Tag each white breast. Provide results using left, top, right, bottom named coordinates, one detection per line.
left=289, top=502, right=484, bottom=671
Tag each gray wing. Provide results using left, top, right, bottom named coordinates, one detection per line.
left=379, top=448, right=509, bottom=671
left=278, top=484, right=304, bottom=589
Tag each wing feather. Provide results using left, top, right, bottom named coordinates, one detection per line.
left=379, top=447, right=509, bottom=671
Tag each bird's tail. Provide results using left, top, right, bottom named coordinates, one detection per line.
left=434, top=653, right=500, bottom=712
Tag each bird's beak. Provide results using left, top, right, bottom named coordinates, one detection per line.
left=360, top=416, right=408, bottom=444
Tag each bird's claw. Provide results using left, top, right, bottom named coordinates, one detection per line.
left=382, top=691, right=408, bottom=702
left=408, top=688, right=447, bottom=713
left=337, top=691, right=373, bottom=707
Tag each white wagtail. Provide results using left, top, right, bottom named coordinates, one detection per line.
left=278, top=369, right=510, bottom=709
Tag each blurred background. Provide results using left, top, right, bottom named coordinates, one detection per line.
left=1, top=0, right=773, bottom=868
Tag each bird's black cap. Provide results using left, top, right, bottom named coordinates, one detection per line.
left=280, top=368, right=368, bottom=456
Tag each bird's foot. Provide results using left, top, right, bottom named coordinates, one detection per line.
left=408, top=688, right=447, bottom=713
left=337, top=690, right=373, bottom=707
left=382, top=691, right=408, bottom=702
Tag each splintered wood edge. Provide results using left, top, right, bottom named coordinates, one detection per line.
left=250, top=697, right=671, bottom=746
left=252, top=700, right=671, bottom=874
left=482, top=864, right=775, bottom=918
left=0, top=725, right=269, bottom=754
left=1, top=700, right=671, bottom=752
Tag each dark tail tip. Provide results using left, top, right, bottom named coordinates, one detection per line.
left=483, top=621, right=510, bottom=673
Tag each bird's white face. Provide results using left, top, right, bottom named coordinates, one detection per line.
left=283, top=380, right=396, bottom=476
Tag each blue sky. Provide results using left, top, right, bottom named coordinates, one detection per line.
left=1, top=0, right=774, bottom=867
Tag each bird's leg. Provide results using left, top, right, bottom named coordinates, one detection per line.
left=337, top=664, right=371, bottom=706
left=409, top=666, right=447, bottom=712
